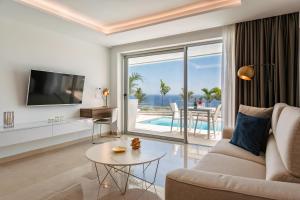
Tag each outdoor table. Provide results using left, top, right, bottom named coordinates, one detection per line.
left=179, top=107, right=215, bottom=139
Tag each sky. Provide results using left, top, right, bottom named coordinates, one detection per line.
left=128, top=54, right=222, bottom=95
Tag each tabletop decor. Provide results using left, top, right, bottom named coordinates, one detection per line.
left=131, top=138, right=141, bottom=149
left=3, top=111, right=14, bottom=128
left=112, top=146, right=126, bottom=153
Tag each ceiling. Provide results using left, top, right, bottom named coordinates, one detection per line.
left=16, top=0, right=241, bottom=34
left=0, top=0, right=299, bottom=46
left=44, top=0, right=202, bottom=26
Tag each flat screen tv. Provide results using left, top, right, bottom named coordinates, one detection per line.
left=27, top=70, right=85, bottom=106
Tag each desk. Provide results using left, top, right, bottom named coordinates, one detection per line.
left=80, top=107, right=116, bottom=120
left=180, top=107, right=215, bottom=139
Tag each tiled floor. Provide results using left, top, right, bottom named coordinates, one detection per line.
left=0, top=136, right=210, bottom=200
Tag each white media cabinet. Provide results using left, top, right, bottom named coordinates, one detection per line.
left=0, top=118, right=93, bottom=159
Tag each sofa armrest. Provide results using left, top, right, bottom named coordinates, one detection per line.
left=166, top=169, right=300, bottom=200
left=222, top=128, right=234, bottom=139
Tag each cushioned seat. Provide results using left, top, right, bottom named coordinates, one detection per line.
left=166, top=103, right=300, bottom=200
left=266, top=135, right=300, bottom=183
left=210, top=139, right=265, bottom=165
left=193, top=153, right=266, bottom=179
left=274, top=107, right=300, bottom=177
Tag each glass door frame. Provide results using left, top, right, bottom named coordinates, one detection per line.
left=123, top=47, right=187, bottom=143
left=123, top=39, right=222, bottom=144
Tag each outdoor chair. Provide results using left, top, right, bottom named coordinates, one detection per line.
left=170, top=103, right=181, bottom=132
left=170, top=103, right=193, bottom=132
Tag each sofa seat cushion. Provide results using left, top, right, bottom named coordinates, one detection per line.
left=210, top=139, right=265, bottom=165
left=266, top=135, right=300, bottom=183
left=193, top=153, right=266, bottom=179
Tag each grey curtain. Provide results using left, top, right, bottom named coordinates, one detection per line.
left=235, top=12, right=299, bottom=112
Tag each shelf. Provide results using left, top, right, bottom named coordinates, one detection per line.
left=0, top=118, right=92, bottom=133
left=0, top=117, right=94, bottom=157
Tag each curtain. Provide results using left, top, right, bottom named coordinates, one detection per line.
left=235, top=12, right=299, bottom=112
left=222, top=25, right=236, bottom=128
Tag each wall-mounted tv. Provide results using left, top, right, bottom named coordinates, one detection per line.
left=26, top=70, right=85, bottom=106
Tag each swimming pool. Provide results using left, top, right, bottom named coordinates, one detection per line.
left=140, top=117, right=222, bottom=131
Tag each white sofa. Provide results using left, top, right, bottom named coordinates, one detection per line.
left=166, top=103, right=300, bottom=200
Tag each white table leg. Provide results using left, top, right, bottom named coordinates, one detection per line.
left=93, top=159, right=161, bottom=196
left=207, top=110, right=210, bottom=139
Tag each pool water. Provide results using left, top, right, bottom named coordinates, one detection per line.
left=140, top=117, right=222, bottom=131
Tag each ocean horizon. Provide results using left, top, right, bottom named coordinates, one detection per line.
left=129, top=54, right=222, bottom=95
left=129, top=94, right=220, bottom=108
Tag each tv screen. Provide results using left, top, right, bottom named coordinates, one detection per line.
left=27, top=70, right=85, bottom=106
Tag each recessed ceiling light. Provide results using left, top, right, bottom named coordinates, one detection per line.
left=15, top=0, right=241, bottom=34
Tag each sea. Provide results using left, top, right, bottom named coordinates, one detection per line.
left=129, top=94, right=221, bottom=108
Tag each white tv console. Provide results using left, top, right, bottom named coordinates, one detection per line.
left=0, top=118, right=93, bottom=159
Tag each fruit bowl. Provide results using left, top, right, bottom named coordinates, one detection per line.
left=112, top=146, right=126, bottom=153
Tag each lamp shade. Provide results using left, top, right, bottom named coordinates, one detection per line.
left=102, top=88, right=110, bottom=97
left=237, top=65, right=255, bottom=80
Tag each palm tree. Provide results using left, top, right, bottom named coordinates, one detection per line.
left=201, top=87, right=222, bottom=103
left=201, top=88, right=214, bottom=103
left=129, top=73, right=143, bottom=95
left=180, top=88, right=194, bottom=101
left=160, top=79, right=171, bottom=105
left=134, top=87, right=146, bottom=103
left=211, top=87, right=221, bottom=100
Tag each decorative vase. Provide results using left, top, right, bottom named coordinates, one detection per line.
left=131, top=138, right=141, bottom=150
left=3, top=111, right=14, bottom=128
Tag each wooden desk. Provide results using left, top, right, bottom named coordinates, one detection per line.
left=80, top=107, right=116, bottom=120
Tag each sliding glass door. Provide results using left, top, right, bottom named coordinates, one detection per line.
left=187, top=43, right=223, bottom=146
left=124, top=41, right=223, bottom=145
left=124, top=49, right=185, bottom=141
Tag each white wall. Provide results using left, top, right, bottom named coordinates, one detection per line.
left=109, top=27, right=222, bottom=130
left=0, top=17, right=110, bottom=125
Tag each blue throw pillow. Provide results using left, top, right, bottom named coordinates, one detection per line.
left=230, top=112, right=270, bottom=155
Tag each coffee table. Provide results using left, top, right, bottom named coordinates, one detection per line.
left=86, top=139, right=166, bottom=195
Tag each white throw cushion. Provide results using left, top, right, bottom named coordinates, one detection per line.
left=271, top=103, right=287, bottom=135
left=210, top=139, right=265, bottom=165
left=275, top=106, right=300, bottom=177
left=239, top=104, right=273, bottom=118
left=266, top=135, right=300, bottom=183
left=194, top=153, right=266, bottom=179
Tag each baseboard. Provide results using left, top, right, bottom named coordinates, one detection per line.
left=0, top=136, right=92, bottom=164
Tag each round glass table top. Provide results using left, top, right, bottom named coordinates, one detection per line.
left=86, top=139, right=166, bottom=166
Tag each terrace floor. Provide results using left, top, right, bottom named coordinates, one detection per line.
left=129, top=113, right=222, bottom=147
